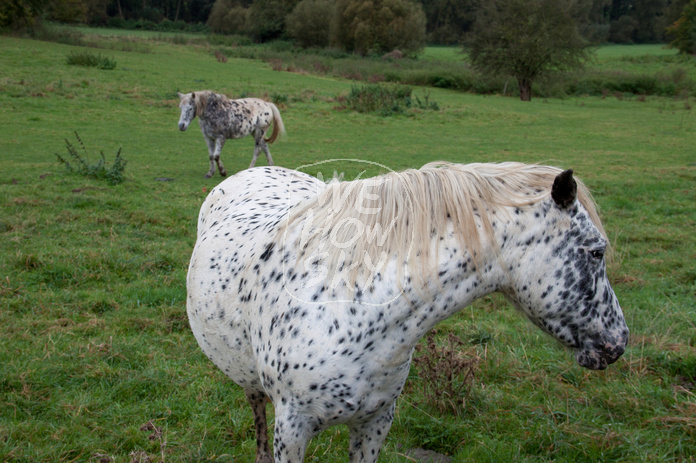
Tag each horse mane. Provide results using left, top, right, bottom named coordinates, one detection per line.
left=281, top=162, right=605, bottom=294
left=192, top=90, right=226, bottom=118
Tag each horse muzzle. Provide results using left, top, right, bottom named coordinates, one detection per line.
left=575, top=328, right=629, bottom=370
left=178, top=122, right=188, bottom=131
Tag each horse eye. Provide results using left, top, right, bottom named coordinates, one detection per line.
left=590, top=249, right=604, bottom=260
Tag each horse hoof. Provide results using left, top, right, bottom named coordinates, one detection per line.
left=205, top=174, right=212, bottom=179
left=220, top=172, right=227, bottom=177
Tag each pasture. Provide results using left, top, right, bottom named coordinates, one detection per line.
left=0, top=30, right=695, bottom=462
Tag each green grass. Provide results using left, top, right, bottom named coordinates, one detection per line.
left=1, top=31, right=695, bottom=462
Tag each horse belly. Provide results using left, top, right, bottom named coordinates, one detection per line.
left=223, top=119, right=250, bottom=139
left=187, top=247, right=260, bottom=389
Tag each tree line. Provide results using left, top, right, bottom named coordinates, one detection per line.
left=2, top=0, right=693, bottom=49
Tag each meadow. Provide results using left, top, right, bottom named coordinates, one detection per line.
left=0, top=29, right=694, bottom=462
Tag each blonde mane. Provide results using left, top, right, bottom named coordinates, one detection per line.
left=282, top=162, right=604, bottom=292
left=191, top=90, right=221, bottom=117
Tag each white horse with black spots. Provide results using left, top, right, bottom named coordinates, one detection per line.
left=178, top=90, right=285, bottom=178
left=186, top=162, right=629, bottom=462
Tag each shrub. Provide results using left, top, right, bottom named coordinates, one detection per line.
left=341, top=83, right=437, bottom=116
left=331, top=0, right=427, bottom=55
left=28, top=22, right=86, bottom=46
left=566, top=70, right=696, bottom=98
left=55, top=132, right=127, bottom=185
left=411, top=331, right=480, bottom=415
left=287, top=0, right=333, bottom=48
left=66, top=51, right=117, bottom=70
left=106, top=16, right=128, bottom=29
left=207, top=33, right=253, bottom=47
left=343, top=84, right=412, bottom=115
left=271, top=92, right=289, bottom=105
left=156, top=19, right=187, bottom=32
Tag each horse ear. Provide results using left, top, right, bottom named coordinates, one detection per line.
left=551, top=169, right=577, bottom=209
left=177, top=92, right=183, bottom=98
left=191, top=92, right=196, bottom=100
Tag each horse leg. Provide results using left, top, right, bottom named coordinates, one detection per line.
left=272, top=408, right=317, bottom=463
left=249, top=140, right=261, bottom=169
left=214, top=138, right=227, bottom=177
left=204, top=136, right=216, bottom=179
left=244, top=389, right=273, bottom=463
left=347, top=403, right=396, bottom=463
left=260, top=139, right=275, bottom=166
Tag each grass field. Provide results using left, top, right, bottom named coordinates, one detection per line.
left=0, top=30, right=695, bottom=462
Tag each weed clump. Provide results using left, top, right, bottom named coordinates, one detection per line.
left=66, top=51, right=117, bottom=70
left=341, top=84, right=439, bottom=116
left=55, top=132, right=127, bottom=185
left=412, top=331, right=480, bottom=415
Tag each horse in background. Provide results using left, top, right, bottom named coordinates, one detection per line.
left=178, top=91, right=285, bottom=178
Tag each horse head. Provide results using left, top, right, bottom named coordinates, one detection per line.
left=177, top=92, right=197, bottom=131
left=501, top=169, right=629, bottom=370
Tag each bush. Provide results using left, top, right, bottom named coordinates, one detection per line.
left=28, top=22, right=86, bottom=46
left=66, top=51, right=117, bottom=70
left=411, top=331, right=480, bottom=415
left=566, top=70, right=696, bottom=97
left=207, top=33, right=253, bottom=47
left=55, top=132, right=127, bottom=185
left=106, top=16, right=128, bottom=29
left=287, top=0, right=333, bottom=48
left=331, top=0, right=426, bottom=55
left=156, top=19, right=187, bottom=32
left=340, top=83, right=438, bottom=116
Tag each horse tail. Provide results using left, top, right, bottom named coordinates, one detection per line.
left=265, top=103, right=286, bottom=144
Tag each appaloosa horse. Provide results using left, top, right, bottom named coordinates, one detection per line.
left=178, top=91, right=285, bottom=178
left=186, top=161, right=629, bottom=462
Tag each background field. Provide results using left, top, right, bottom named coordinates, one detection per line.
left=0, top=31, right=695, bottom=462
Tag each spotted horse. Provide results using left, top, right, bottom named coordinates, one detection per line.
left=186, top=161, right=629, bottom=462
left=178, top=90, right=285, bottom=178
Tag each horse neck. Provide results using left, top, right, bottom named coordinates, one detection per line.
left=382, top=217, right=509, bottom=347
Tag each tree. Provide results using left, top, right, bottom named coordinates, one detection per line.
left=286, top=0, right=333, bottom=48
left=331, top=0, right=426, bottom=55
left=246, top=0, right=299, bottom=41
left=0, top=0, right=48, bottom=28
left=574, top=0, right=611, bottom=43
left=467, top=0, right=591, bottom=101
left=420, top=0, right=477, bottom=45
left=667, top=0, right=696, bottom=54
left=208, top=0, right=249, bottom=34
